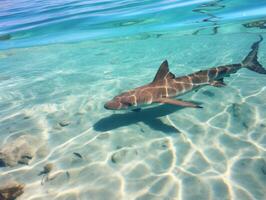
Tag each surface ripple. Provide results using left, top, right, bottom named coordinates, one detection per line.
left=1, top=0, right=266, bottom=49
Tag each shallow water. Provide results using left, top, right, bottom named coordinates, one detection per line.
left=0, top=0, right=266, bottom=200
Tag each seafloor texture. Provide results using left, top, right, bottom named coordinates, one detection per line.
left=0, top=33, right=265, bottom=200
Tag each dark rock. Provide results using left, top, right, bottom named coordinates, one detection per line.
left=0, top=159, right=5, bottom=168
left=0, top=34, right=11, bottom=41
left=59, top=120, right=70, bottom=127
left=73, top=152, right=82, bottom=159
left=0, top=183, right=24, bottom=200
left=39, top=163, right=53, bottom=176
left=111, top=150, right=127, bottom=164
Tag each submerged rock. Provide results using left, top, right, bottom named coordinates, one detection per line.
left=111, top=150, right=127, bottom=164
left=243, top=19, right=266, bottom=29
left=58, top=120, right=70, bottom=127
left=73, top=152, right=83, bottom=159
left=0, top=182, right=24, bottom=200
left=0, top=135, right=39, bottom=167
left=0, top=34, right=11, bottom=41
left=39, top=163, right=53, bottom=176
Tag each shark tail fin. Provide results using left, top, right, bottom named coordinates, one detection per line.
left=242, top=35, right=266, bottom=74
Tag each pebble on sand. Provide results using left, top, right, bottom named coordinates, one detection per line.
left=59, top=120, right=70, bottom=127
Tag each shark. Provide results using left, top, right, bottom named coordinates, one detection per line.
left=104, top=36, right=266, bottom=111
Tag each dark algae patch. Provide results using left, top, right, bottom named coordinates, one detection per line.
left=0, top=183, right=24, bottom=200
left=0, top=34, right=11, bottom=41
left=73, top=152, right=83, bottom=159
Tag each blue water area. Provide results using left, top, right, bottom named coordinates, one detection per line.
left=0, top=0, right=266, bottom=200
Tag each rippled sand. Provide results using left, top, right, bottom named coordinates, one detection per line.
left=0, top=34, right=266, bottom=200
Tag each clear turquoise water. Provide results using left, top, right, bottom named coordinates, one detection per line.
left=0, top=0, right=266, bottom=200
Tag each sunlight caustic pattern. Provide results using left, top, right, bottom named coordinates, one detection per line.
left=1, top=0, right=266, bottom=200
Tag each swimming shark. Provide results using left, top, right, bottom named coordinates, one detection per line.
left=104, top=36, right=266, bottom=111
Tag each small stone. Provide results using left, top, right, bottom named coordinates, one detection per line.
left=59, top=120, right=70, bottom=127
left=39, top=163, right=53, bottom=175
left=23, top=116, right=30, bottom=120
left=111, top=150, right=127, bottom=164
left=0, top=182, right=24, bottom=200
left=73, top=152, right=83, bottom=159
left=44, top=163, right=53, bottom=173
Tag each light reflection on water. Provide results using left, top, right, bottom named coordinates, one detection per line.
left=0, top=0, right=266, bottom=49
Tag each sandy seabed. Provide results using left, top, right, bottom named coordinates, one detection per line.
left=0, top=33, right=266, bottom=200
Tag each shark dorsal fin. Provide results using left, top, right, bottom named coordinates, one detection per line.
left=152, top=60, right=175, bottom=82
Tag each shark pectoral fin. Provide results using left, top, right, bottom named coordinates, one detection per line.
left=209, top=79, right=226, bottom=87
left=154, top=98, right=203, bottom=108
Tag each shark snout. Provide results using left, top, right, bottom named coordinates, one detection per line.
left=104, top=100, right=121, bottom=110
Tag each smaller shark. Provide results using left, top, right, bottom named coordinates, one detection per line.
left=104, top=36, right=266, bottom=111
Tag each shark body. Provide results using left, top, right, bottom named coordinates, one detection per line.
left=104, top=36, right=266, bottom=111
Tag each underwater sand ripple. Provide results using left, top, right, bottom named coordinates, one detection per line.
left=0, top=34, right=266, bottom=200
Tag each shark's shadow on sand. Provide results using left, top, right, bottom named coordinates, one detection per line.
left=94, top=104, right=185, bottom=133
